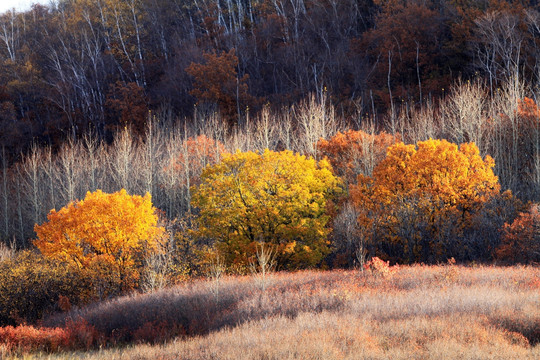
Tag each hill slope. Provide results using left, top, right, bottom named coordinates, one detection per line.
left=13, top=265, right=540, bottom=359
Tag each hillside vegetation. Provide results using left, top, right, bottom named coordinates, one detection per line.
left=1, top=1, right=540, bottom=358
left=2, top=265, right=539, bottom=359
left=0, top=0, right=539, bottom=159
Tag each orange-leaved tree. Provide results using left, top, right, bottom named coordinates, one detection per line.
left=317, top=129, right=398, bottom=185
left=34, top=189, right=165, bottom=291
left=317, top=129, right=398, bottom=268
left=191, top=149, right=342, bottom=270
left=351, top=139, right=500, bottom=263
left=496, top=203, right=540, bottom=264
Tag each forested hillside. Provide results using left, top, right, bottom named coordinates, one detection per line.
left=0, top=0, right=538, bottom=158
left=1, top=0, right=540, bottom=255
left=1, top=3, right=540, bottom=357
left=0, top=0, right=539, bottom=257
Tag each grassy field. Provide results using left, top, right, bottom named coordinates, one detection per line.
left=3, top=264, right=539, bottom=359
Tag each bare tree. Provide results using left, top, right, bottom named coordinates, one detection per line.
left=140, top=119, right=163, bottom=196
left=21, top=145, right=45, bottom=229
left=42, top=146, right=57, bottom=213
left=332, top=202, right=362, bottom=268
left=208, top=254, right=226, bottom=303
left=295, top=94, right=340, bottom=156
left=488, top=75, right=525, bottom=193
left=109, top=127, right=136, bottom=193
left=160, top=126, right=183, bottom=216
left=473, top=11, right=524, bottom=92
left=14, top=171, right=26, bottom=247
left=141, top=246, right=172, bottom=293
left=0, top=10, right=19, bottom=62
left=249, top=241, right=276, bottom=292
left=57, top=138, right=84, bottom=203
left=251, top=106, right=279, bottom=152
left=525, top=9, right=540, bottom=84
left=441, top=79, right=489, bottom=153
left=0, top=147, right=8, bottom=240
left=82, top=132, right=102, bottom=193
left=0, top=239, right=15, bottom=261
left=394, top=101, right=440, bottom=144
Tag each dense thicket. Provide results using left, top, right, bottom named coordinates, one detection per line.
left=0, top=0, right=539, bottom=160
left=1, top=2, right=540, bottom=342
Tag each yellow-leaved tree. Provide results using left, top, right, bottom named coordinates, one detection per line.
left=191, top=149, right=342, bottom=270
left=351, top=139, right=501, bottom=263
left=34, top=189, right=165, bottom=291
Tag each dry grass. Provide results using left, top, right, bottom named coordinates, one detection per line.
left=7, top=265, right=540, bottom=359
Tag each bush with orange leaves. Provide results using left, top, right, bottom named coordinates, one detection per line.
left=34, top=189, right=166, bottom=292
left=518, top=97, right=540, bottom=119
left=0, top=325, right=69, bottom=353
left=496, top=204, right=540, bottom=264
left=352, top=139, right=503, bottom=263
left=363, top=256, right=398, bottom=278
left=317, top=129, right=398, bottom=185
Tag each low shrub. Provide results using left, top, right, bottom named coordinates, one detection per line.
left=0, top=318, right=103, bottom=355
left=63, top=318, right=102, bottom=350
left=0, top=251, right=96, bottom=326
left=496, top=203, right=540, bottom=264
left=363, top=256, right=399, bottom=278
left=0, top=325, right=69, bottom=353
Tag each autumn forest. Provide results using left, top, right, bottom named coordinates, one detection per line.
left=0, top=0, right=539, bottom=358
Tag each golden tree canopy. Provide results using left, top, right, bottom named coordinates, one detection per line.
left=353, top=139, right=499, bottom=213
left=191, top=149, right=342, bottom=269
left=34, top=189, right=165, bottom=273
left=351, top=139, right=501, bottom=262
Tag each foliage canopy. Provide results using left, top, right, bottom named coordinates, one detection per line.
left=34, top=189, right=165, bottom=288
left=191, top=149, right=342, bottom=270
left=352, top=139, right=501, bottom=262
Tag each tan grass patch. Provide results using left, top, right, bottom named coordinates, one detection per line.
left=13, top=265, right=540, bottom=359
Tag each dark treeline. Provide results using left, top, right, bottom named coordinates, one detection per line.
left=0, top=0, right=539, bottom=161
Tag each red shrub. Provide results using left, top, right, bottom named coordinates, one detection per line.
left=64, top=318, right=102, bottom=350
left=364, top=257, right=399, bottom=278
left=497, top=204, right=540, bottom=264
left=0, top=319, right=106, bottom=355
left=0, top=325, right=69, bottom=353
